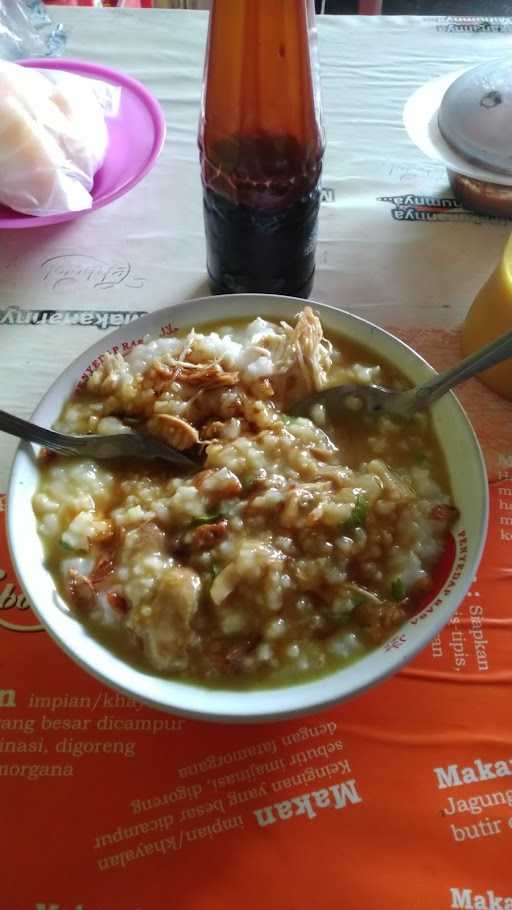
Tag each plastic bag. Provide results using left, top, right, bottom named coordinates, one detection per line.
left=0, top=1, right=66, bottom=60
left=0, top=61, right=120, bottom=216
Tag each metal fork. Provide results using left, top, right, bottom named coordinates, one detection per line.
left=290, top=327, right=512, bottom=420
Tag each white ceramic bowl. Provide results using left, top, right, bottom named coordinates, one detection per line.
left=7, top=295, right=488, bottom=723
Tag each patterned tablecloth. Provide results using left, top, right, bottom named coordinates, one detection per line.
left=2, top=10, right=512, bottom=910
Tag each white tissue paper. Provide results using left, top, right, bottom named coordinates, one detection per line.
left=0, top=61, right=120, bottom=216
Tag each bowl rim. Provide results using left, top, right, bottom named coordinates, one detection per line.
left=6, top=294, right=489, bottom=722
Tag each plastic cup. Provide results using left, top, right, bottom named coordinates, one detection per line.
left=462, top=233, right=512, bottom=399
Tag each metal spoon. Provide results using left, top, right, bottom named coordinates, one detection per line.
left=290, top=327, right=512, bottom=420
left=0, top=409, right=200, bottom=472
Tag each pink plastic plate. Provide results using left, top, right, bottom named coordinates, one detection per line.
left=0, top=58, right=166, bottom=229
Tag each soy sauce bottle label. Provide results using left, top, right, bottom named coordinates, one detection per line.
left=198, top=0, right=325, bottom=299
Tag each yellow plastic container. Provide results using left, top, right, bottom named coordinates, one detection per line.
left=462, top=233, right=512, bottom=399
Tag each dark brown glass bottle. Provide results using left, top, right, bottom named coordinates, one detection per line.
left=198, top=0, right=324, bottom=298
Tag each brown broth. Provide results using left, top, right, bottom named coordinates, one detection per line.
left=36, top=318, right=455, bottom=689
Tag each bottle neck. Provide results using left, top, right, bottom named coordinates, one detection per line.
left=199, top=0, right=324, bottom=178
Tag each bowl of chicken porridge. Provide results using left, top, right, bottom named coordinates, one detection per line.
left=7, top=295, right=488, bottom=721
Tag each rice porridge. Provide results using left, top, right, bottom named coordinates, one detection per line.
left=33, top=308, right=458, bottom=687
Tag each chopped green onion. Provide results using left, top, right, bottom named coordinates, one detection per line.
left=336, top=612, right=352, bottom=626
left=391, top=577, right=406, bottom=601
left=344, top=494, right=369, bottom=530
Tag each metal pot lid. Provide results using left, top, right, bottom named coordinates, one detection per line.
left=438, top=58, right=512, bottom=176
